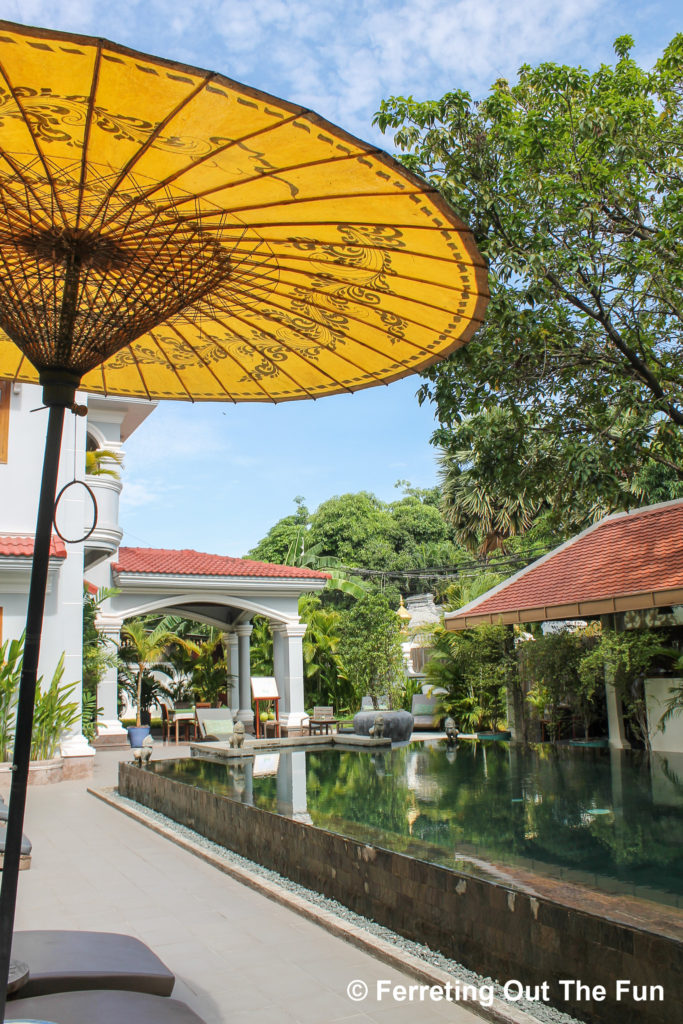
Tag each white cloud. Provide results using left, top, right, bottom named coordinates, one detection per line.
left=4, top=1, right=672, bottom=144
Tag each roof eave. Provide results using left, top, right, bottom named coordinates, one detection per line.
left=111, top=570, right=329, bottom=593
left=445, top=585, right=683, bottom=631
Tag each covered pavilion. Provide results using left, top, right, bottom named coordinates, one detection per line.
left=445, top=499, right=683, bottom=750
left=95, top=547, right=329, bottom=741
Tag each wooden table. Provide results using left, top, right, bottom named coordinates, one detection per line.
left=307, top=718, right=339, bottom=736
left=171, top=711, right=195, bottom=743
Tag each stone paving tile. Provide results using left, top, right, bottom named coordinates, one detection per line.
left=10, top=748, right=486, bottom=1024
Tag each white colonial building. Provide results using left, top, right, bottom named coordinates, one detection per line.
left=0, top=381, right=327, bottom=763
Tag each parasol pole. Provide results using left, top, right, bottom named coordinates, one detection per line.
left=0, top=373, right=79, bottom=1017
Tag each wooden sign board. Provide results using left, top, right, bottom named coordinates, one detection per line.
left=251, top=676, right=278, bottom=700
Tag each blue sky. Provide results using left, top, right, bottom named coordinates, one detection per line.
left=7, top=1, right=680, bottom=556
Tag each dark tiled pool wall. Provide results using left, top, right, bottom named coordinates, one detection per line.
left=119, top=763, right=680, bottom=1024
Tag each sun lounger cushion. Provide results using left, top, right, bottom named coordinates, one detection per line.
left=195, top=708, right=234, bottom=740
left=411, top=693, right=441, bottom=729
left=0, top=822, right=32, bottom=855
left=9, top=931, right=174, bottom=998
left=6, top=989, right=207, bottom=1024
left=202, top=719, right=234, bottom=740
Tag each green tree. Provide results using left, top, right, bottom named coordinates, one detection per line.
left=427, top=624, right=511, bottom=732
left=247, top=496, right=309, bottom=564
left=580, top=628, right=667, bottom=752
left=337, top=593, right=405, bottom=709
left=375, top=35, right=683, bottom=531
left=160, top=618, right=233, bottom=706
left=521, top=629, right=601, bottom=739
left=299, top=595, right=349, bottom=708
left=438, top=408, right=542, bottom=555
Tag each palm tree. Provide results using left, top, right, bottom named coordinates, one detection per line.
left=85, top=447, right=124, bottom=479
left=119, top=616, right=183, bottom=726
left=439, top=451, right=539, bottom=557
left=438, top=407, right=542, bottom=557
left=284, top=527, right=369, bottom=598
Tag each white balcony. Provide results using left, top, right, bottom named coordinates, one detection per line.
left=83, top=474, right=123, bottom=569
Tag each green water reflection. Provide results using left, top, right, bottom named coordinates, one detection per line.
left=153, top=741, right=683, bottom=906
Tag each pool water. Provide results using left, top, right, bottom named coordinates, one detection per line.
left=153, top=740, right=683, bottom=906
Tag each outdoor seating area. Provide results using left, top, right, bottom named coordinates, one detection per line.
left=304, top=706, right=339, bottom=735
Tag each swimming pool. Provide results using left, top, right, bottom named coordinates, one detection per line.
left=151, top=739, right=683, bottom=906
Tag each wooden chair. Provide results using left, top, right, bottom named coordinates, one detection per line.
left=160, top=702, right=195, bottom=742
left=160, top=703, right=173, bottom=742
left=306, top=706, right=337, bottom=735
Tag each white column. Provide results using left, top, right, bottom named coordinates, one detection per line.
left=236, top=623, right=254, bottom=733
left=92, top=614, right=127, bottom=741
left=272, top=626, right=287, bottom=711
left=276, top=750, right=311, bottom=822
left=278, top=621, right=308, bottom=733
left=224, top=631, right=240, bottom=714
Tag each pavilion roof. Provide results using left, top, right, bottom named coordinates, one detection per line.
left=113, top=546, right=329, bottom=580
left=445, top=499, right=683, bottom=630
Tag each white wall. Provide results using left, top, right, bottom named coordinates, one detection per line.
left=0, top=382, right=86, bottom=730
left=646, top=676, right=683, bottom=754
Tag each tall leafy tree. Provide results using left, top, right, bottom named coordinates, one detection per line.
left=248, top=487, right=464, bottom=598
left=337, top=593, right=405, bottom=708
left=375, top=35, right=683, bottom=530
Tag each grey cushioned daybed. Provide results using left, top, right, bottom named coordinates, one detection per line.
left=6, top=989, right=207, bottom=1024
left=0, top=821, right=32, bottom=868
left=9, top=930, right=175, bottom=998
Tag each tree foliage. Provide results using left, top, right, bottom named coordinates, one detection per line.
left=376, top=35, right=683, bottom=531
left=248, top=486, right=464, bottom=601
left=427, top=623, right=512, bottom=732
left=337, top=593, right=405, bottom=708
left=118, top=616, right=181, bottom=725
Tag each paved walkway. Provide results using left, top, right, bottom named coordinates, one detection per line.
left=8, top=746, right=486, bottom=1024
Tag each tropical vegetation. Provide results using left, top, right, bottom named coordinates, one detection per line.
left=0, top=635, right=80, bottom=761
left=375, top=34, right=683, bottom=536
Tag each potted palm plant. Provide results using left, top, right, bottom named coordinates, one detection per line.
left=118, top=617, right=181, bottom=746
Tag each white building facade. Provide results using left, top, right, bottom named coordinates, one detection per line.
left=0, top=381, right=325, bottom=763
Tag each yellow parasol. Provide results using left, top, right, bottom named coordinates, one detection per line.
left=0, top=18, right=488, bottom=1006
left=0, top=22, right=487, bottom=401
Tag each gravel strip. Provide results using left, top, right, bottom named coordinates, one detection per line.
left=92, top=786, right=585, bottom=1024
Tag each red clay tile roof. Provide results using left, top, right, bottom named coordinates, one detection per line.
left=446, top=500, right=683, bottom=628
left=0, top=535, right=67, bottom=558
left=113, top=547, right=329, bottom=580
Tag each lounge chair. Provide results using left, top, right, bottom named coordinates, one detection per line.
left=9, top=930, right=175, bottom=998
left=360, top=695, right=390, bottom=711
left=0, top=821, right=31, bottom=869
left=6, top=989, right=207, bottom=1024
left=411, top=692, right=442, bottom=729
left=195, top=707, right=234, bottom=742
